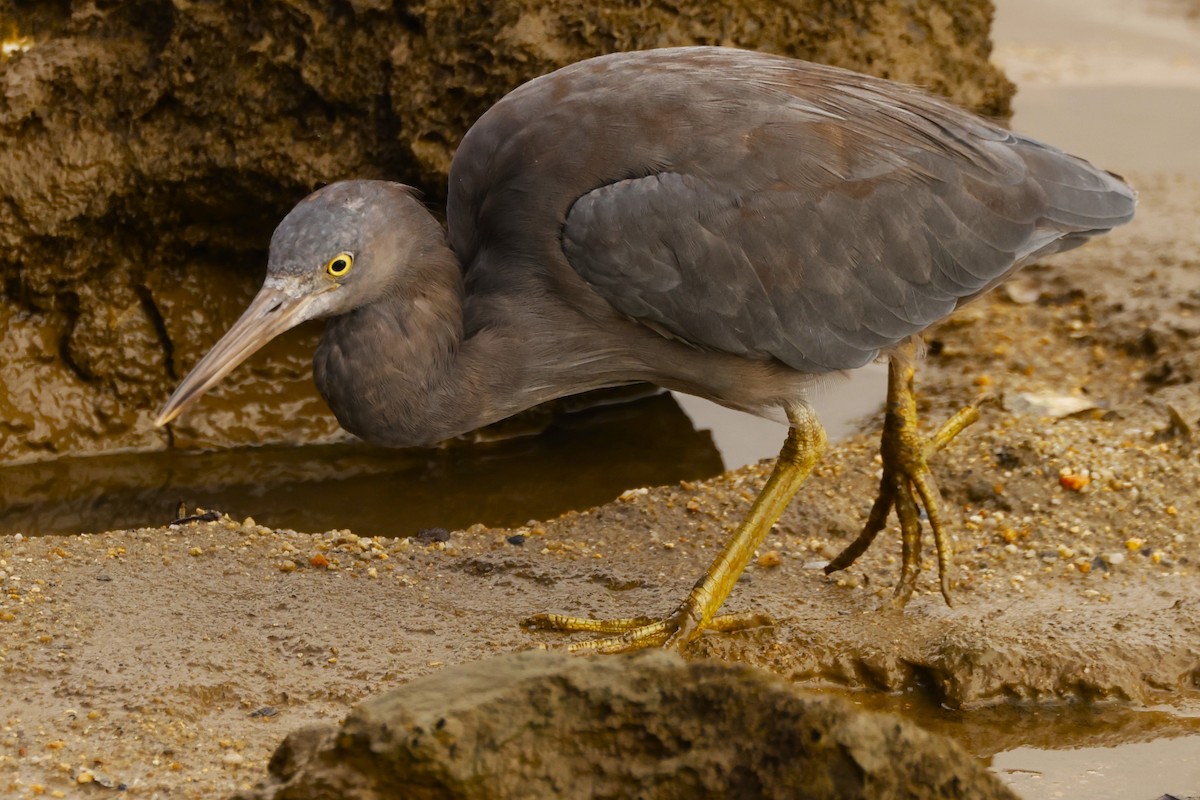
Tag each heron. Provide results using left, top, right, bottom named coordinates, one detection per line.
left=155, top=47, right=1136, bottom=653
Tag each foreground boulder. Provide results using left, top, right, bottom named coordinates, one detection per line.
left=235, top=649, right=1016, bottom=799
left=0, top=0, right=1013, bottom=463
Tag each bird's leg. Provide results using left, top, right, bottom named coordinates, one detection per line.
left=824, top=343, right=983, bottom=606
left=524, top=405, right=827, bottom=654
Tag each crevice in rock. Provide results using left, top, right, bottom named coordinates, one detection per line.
left=906, top=660, right=954, bottom=708
left=136, top=282, right=176, bottom=381
left=55, top=290, right=92, bottom=383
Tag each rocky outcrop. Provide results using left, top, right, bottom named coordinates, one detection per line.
left=233, top=649, right=1018, bottom=799
left=0, top=0, right=1013, bottom=463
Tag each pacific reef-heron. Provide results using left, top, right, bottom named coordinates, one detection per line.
left=156, top=47, right=1136, bottom=653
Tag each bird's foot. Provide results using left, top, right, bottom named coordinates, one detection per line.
left=524, top=404, right=824, bottom=654
left=522, top=606, right=773, bottom=654
left=824, top=351, right=991, bottom=607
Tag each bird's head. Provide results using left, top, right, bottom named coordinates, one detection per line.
left=154, top=180, right=435, bottom=427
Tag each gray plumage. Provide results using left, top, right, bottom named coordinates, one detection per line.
left=157, top=47, right=1136, bottom=448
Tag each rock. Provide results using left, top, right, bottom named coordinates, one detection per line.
left=233, top=649, right=1017, bottom=800
left=0, top=0, right=1014, bottom=464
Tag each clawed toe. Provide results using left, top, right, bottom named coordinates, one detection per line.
left=825, top=345, right=986, bottom=607
left=521, top=405, right=821, bottom=653
left=522, top=607, right=774, bottom=654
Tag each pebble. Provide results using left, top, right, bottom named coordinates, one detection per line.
left=756, top=550, right=783, bottom=568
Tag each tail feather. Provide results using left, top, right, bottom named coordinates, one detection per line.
left=1015, top=137, right=1137, bottom=234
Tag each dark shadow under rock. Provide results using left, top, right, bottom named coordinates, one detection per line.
left=234, top=649, right=1016, bottom=800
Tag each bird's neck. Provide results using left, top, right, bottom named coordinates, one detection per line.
left=313, top=253, right=527, bottom=448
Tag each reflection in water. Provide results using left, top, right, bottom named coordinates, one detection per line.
left=828, top=685, right=1200, bottom=800
left=0, top=392, right=724, bottom=537
left=826, top=687, right=1200, bottom=759
left=995, top=734, right=1200, bottom=800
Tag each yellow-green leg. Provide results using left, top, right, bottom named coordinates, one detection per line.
left=524, top=404, right=827, bottom=654
left=824, top=343, right=984, bottom=606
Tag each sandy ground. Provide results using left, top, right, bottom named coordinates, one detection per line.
left=5, top=2, right=1200, bottom=797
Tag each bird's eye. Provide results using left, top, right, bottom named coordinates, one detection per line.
left=326, top=252, right=353, bottom=278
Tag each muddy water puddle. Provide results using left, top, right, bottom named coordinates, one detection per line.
left=835, top=689, right=1200, bottom=798
left=0, top=363, right=889, bottom=539
left=995, top=734, right=1200, bottom=800
left=0, top=391, right=729, bottom=538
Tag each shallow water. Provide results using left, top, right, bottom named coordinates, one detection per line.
left=0, top=374, right=892, bottom=537
left=0, top=367, right=887, bottom=538
left=0, top=392, right=726, bottom=537
left=834, top=687, right=1200, bottom=798
left=995, top=734, right=1200, bottom=800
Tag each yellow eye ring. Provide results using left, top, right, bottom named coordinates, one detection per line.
left=326, top=252, right=353, bottom=278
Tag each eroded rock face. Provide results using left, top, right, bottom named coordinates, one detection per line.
left=234, top=649, right=1018, bottom=800
left=0, top=0, right=1013, bottom=463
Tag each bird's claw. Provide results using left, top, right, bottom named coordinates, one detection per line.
left=522, top=608, right=687, bottom=654
left=523, top=406, right=819, bottom=653
left=522, top=607, right=773, bottom=654
left=825, top=354, right=987, bottom=607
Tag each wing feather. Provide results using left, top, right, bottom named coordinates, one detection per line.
left=449, top=48, right=1136, bottom=374
left=560, top=61, right=1134, bottom=372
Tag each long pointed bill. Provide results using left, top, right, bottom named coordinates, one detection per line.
left=154, top=283, right=326, bottom=427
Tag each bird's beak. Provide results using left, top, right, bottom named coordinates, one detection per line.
left=154, top=282, right=325, bottom=427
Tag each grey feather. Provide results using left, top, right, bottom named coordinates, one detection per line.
left=451, top=48, right=1135, bottom=375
